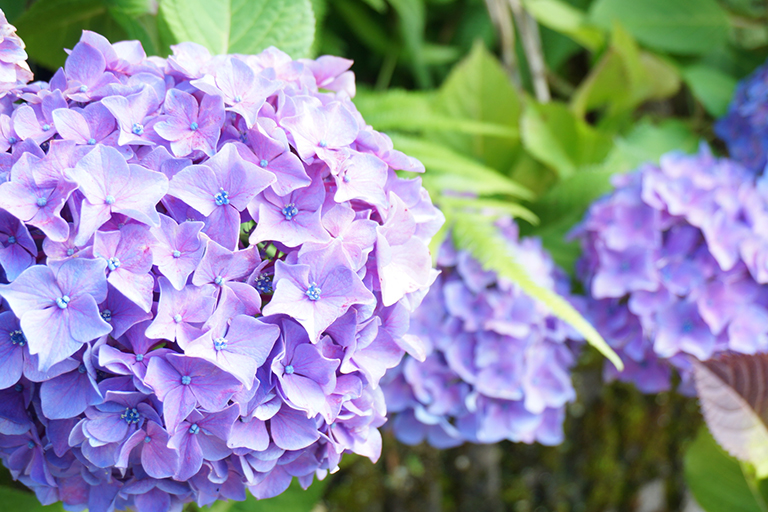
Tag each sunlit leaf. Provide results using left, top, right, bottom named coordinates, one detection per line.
left=523, top=0, right=604, bottom=50
left=683, top=64, right=738, bottom=117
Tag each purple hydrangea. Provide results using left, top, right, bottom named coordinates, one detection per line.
left=382, top=218, right=583, bottom=448
left=716, top=59, right=768, bottom=173
left=0, top=26, right=444, bottom=512
left=573, top=145, right=768, bottom=394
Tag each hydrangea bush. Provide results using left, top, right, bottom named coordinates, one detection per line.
left=0, top=16, right=444, bottom=511
left=382, top=218, right=582, bottom=448
left=573, top=145, right=768, bottom=393
left=716, top=59, right=768, bottom=174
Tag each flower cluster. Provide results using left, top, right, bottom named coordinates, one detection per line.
left=716, top=59, right=768, bottom=174
left=573, top=146, right=768, bottom=393
left=0, top=10, right=31, bottom=98
left=382, top=219, right=582, bottom=448
left=0, top=24, right=444, bottom=512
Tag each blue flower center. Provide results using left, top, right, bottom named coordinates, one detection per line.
left=234, top=95, right=242, bottom=103
left=9, top=330, right=26, bottom=346
left=101, top=309, right=112, bottom=322
left=135, top=354, right=144, bottom=362
left=8, top=136, right=16, bottom=144
left=214, top=276, right=224, bottom=286
left=305, top=282, right=321, bottom=301
left=190, top=122, right=199, bottom=131
left=255, top=274, right=273, bottom=294
left=213, top=338, right=227, bottom=351
left=7, top=235, right=15, bottom=244
left=681, top=320, right=695, bottom=334
left=343, top=174, right=351, bottom=183
left=132, top=123, right=144, bottom=135
left=619, top=261, right=631, bottom=272
left=66, top=248, right=75, bottom=256
left=318, top=139, right=328, bottom=148
left=173, top=314, right=183, bottom=323
left=214, top=190, right=230, bottom=206
left=56, top=295, right=71, bottom=309
left=14, top=383, right=22, bottom=392
left=42, top=124, right=51, bottom=132
left=188, top=423, right=200, bottom=434
left=284, top=364, right=295, bottom=375
left=78, top=364, right=87, bottom=374
left=259, top=159, right=268, bottom=168
left=172, top=250, right=181, bottom=258
left=121, top=407, right=140, bottom=424
left=105, top=195, right=115, bottom=205
left=181, top=375, right=191, bottom=385
left=144, top=436, right=151, bottom=443
left=27, top=441, right=35, bottom=449
left=79, top=85, right=88, bottom=93
left=87, top=138, right=96, bottom=145
left=107, top=257, right=121, bottom=271
left=36, top=197, right=47, bottom=207
left=281, top=203, right=299, bottom=221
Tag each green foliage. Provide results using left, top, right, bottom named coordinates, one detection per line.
left=589, top=0, right=730, bottom=55
left=521, top=101, right=613, bottom=178
left=682, top=64, right=739, bottom=117
left=202, top=480, right=327, bottom=512
left=451, top=212, right=622, bottom=370
left=523, top=0, right=603, bottom=51
left=0, top=486, right=65, bottom=512
left=685, top=427, right=768, bottom=512
left=158, top=0, right=315, bottom=58
left=14, top=0, right=129, bottom=70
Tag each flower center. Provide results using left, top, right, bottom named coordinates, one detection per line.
left=318, top=139, right=328, bottom=148
left=8, top=136, right=16, bottom=144
left=14, top=383, right=22, bottom=392
left=6, top=235, right=15, bottom=244
left=135, top=353, right=144, bottom=362
left=173, top=314, right=183, bottom=323
left=259, top=159, right=268, bottom=168
left=87, top=138, right=96, bottom=145
left=121, top=407, right=140, bottom=424
left=100, top=309, right=112, bottom=322
left=214, top=189, right=230, bottom=206
left=42, top=124, right=51, bottom=132
left=213, top=338, right=228, bottom=351
left=190, top=122, right=199, bottom=131
left=36, top=197, right=47, bottom=207
left=144, top=436, right=151, bottom=443
left=255, top=274, right=273, bottom=294
left=56, top=295, right=71, bottom=309
left=105, top=195, right=115, bottom=205
left=681, top=320, right=694, bottom=334
left=281, top=203, right=299, bottom=221
left=284, top=364, right=295, bottom=375
left=214, top=276, right=224, bottom=286
left=78, top=364, right=87, bottom=374
left=172, top=250, right=181, bottom=258
left=9, top=330, right=26, bottom=346
left=132, top=123, right=144, bottom=135
left=188, top=423, right=200, bottom=434
left=66, top=248, right=75, bottom=256
left=234, top=95, right=242, bottom=103
left=181, top=375, right=191, bottom=385
left=305, top=282, right=321, bottom=301
left=79, top=85, right=88, bottom=93
left=27, top=441, right=35, bottom=449
left=107, top=257, right=121, bottom=271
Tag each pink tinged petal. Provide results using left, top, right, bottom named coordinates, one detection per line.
left=228, top=417, right=268, bottom=451
left=377, top=235, right=433, bottom=307
left=54, top=257, right=109, bottom=303
left=169, top=427, right=203, bottom=481
left=112, top=164, right=168, bottom=226
left=281, top=102, right=359, bottom=160
left=269, top=405, right=320, bottom=450
left=278, top=373, right=327, bottom=417
left=65, top=42, right=106, bottom=87
left=167, top=164, right=221, bottom=217
left=107, top=270, right=154, bottom=312
left=51, top=109, right=91, bottom=144
left=208, top=143, right=275, bottom=210
left=160, top=385, right=196, bottom=434
left=141, top=422, right=179, bottom=478
left=333, top=152, right=388, bottom=210
left=202, top=204, right=241, bottom=250
left=0, top=265, right=61, bottom=315
left=66, top=294, right=112, bottom=342
left=250, top=201, right=329, bottom=247
left=20, top=308, right=83, bottom=371
left=151, top=215, right=205, bottom=290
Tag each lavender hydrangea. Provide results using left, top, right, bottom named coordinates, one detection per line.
left=382, top=218, right=583, bottom=448
left=573, top=145, right=768, bottom=394
left=0, top=24, right=443, bottom=512
left=716, top=59, right=768, bottom=173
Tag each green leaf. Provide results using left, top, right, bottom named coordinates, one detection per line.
left=228, top=479, right=327, bottom=512
left=521, top=101, right=613, bottom=178
left=108, top=11, right=161, bottom=56
left=332, top=0, right=393, bottom=55
left=685, top=427, right=768, bottom=512
left=683, top=64, right=738, bottom=117
left=103, top=0, right=156, bottom=16
left=14, top=0, right=129, bottom=70
left=0, top=0, right=27, bottom=22
left=429, top=41, right=522, bottom=172
left=438, top=195, right=539, bottom=225
left=388, top=0, right=430, bottom=88
left=0, top=485, right=65, bottom=511
left=158, top=0, right=315, bottom=58
left=523, top=0, right=604, bottom=50
left=589, top=0, right=730, bottom=55
left=389, top=133, right=534, bottom=200
left=353, top=89, right=518, bottom=138
left=452, top=213, right=622, bottom=370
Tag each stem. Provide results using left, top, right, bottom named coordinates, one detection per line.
left=484, top=0, right=522, bottom=91
left=741, top=461, right=768, bottom=512
left=507, top=0, right=551, bottom=103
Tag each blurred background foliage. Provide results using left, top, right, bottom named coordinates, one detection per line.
left=4, top=0, right=768, bottom=510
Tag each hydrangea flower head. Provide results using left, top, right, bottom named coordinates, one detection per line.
left=0, top=24, right=443, bottom=512
left=574, top=146, right=768, bottom=393
left=382, top=218, right=583, bottom=448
